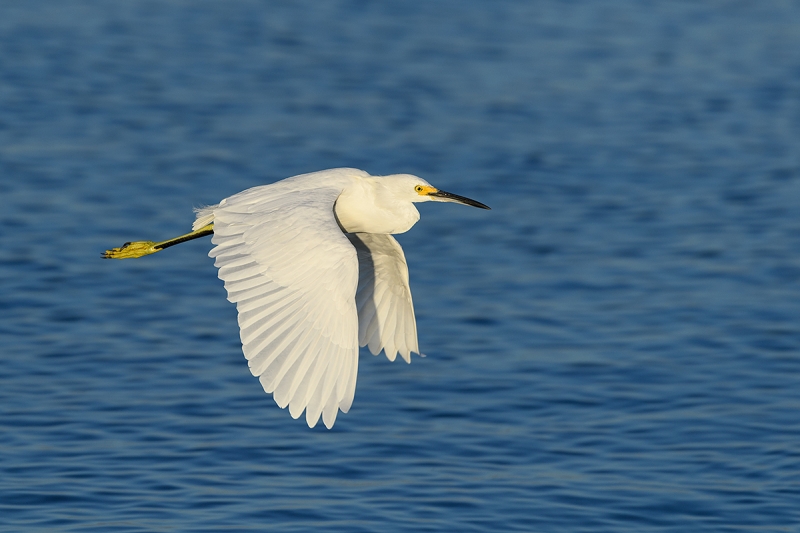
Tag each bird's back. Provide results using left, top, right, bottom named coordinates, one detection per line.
left=193, top=168, right=368, bottom=230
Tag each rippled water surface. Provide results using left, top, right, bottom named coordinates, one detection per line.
left=2, top=1, right=800, bottom=531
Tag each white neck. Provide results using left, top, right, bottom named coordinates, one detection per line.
left=334, top=177, right=421, bottom=234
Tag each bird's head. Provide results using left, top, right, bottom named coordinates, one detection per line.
left=384, top=174, right=491, bottom=210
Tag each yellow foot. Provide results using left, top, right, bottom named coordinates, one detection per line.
left=102, top=241, right=161, bottom=259
left=102, top=223, right=214, bottom=259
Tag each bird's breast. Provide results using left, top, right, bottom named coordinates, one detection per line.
left=334, top=190, right=420, bottom=234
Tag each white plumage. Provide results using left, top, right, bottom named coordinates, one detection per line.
left=106, top=167, right=489, bottom=428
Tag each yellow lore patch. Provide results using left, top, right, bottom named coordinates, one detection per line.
left=415, top=185, right=438, bottom=196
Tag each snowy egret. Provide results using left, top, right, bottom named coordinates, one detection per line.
left=103, top=168, right=489, bottom=428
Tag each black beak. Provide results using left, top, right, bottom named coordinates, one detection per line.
left=429, top=189, right=491, bottom=210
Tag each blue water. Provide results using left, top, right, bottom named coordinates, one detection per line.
left=2, top=1, right=800, bottom=531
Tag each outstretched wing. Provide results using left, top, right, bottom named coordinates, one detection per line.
left=347, top=233, right=419, bottom=363
left=209, top=186, right=359, bottom=429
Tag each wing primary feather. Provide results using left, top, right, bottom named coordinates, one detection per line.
left=281, top=330, right=329, bottom=408
left=217, top=264, right=261, bottom=284
left=217, top=260, right=260, bottom=277
left=225, top=278, right=279, bottom=304
left=322, top=386, right=340, bottom=429
left=234, top=285, right=292, bottom=314
left=238, top=291, right=305, bottom=342
left=338, top=352, right=358, bottom=413
left=301, top=348, right=333, bottom=427
left=264, top=327, right=317, bottom=403
left=364, top=305, right=384, bottom=356
left=257, top=331, right=304, bottom=393
left=318, top=344, right=345, bottom=422
left=244, top=312, right=307, bottom=370
left=215, top=252, right=257, bottom=270
left=357, top=296, right=379, bottom=344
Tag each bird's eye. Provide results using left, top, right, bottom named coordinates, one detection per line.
left=415, top=185, right=423, bottom=192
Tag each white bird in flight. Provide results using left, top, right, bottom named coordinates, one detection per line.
left=104, top=168, right=490, bottom=428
